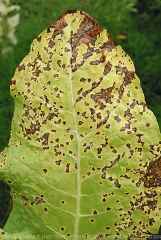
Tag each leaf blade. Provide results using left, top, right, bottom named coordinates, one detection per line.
left=0, top=10, right=161, bottom=239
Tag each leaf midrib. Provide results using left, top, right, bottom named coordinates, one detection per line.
left=69, top=45, right=81, bottom=240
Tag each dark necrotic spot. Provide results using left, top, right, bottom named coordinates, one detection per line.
left=10, top=79, right=16, bottom=85
left=57, top=60, right=61, bottom=67
left=93, top=210, right=97, bottom=214
left=100, top=55, right=106, bottom=63
left=124, top=108, right=132, bottom=119
left=48, top=39, right=55, bottom=48
left=44, top=207, right=48, bottom=212
left=125, top=123, right=130, bottom=129
left=114, top=179, right=121, bottom=188
left=18, top=64, right=25, bottom=72
left=90, top=219, right=94, bottom=222
left=106, top=207, right=111, bottom=211
left=125, top=143, right=130, bottom=148
left=80, top=77, right=86, bottom=82
left=36, top=36, right=42, bottom=42
left=53, top=74, right=59, bottom=78
left=144, top=156, right=161, bottom=188
left=114, top=116, right=121, bottom=123
left=90, top=108, right=95, bottom=114
left=97, top=148, right=102, bottom=154
left=132, top=127, right=137, bottom=132
left=42, top=132, right=49, bottom=145
left=55, top=159, right=61, bottom=166
left=90, top=60, right=100, bottom=65
left=149, top=218, right=155, bottom=226
left=43, top=65, right=51, bottom=71
left=35, top=196, right=45, bottom=205
left=77, top=88, right=83, bottom=95
left=124, top=70, right=135, bottom=85
left=64, top=47, right=70, bottom=52
left=76, top=96, right=82, bottom=102
left=120, top=127, right=125, bottom=131
left=21, top=195, right=28, bottom=206
left=43, top=169, right=47, bottom=173
left=101, top=172, right=106, bottom=179
left=103, top=61, right=112, bottom=75
left=78, top=121, right=83, bottom=125
left=65, top=163, right=70, bottom=173
left=91, top=85, right=114, bottom=105
left=118, top=84, right=124, bottom=99
left=47, top=81, right=51, bottom=85
left=96, top=112, right=102, bottom=119
left=97, top=234, right=104, bottom=239
left=70, top=134, right=74, bottom=140
left=33, top=69, right=41, bottom=77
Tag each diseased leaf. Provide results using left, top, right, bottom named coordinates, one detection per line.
left=0, top=10, right=161, bottom=240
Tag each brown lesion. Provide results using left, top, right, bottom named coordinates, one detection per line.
left=48, top=10, right=115, bottom=74
left=18, top=64, right=25, bottom=72
left=20, top=194, right=28, bottom=206
left=103, top=61, right=112, bottom=75
left=35, top=196, right=45, bottom=205
left=116, top=65, right=135, bottom=85
left=90, top=83, right=115, bottom=105
left=69, top=10, right=103, bottom=50
left=25, top=121, right=41, bottom=135
left=144, top=156, right=161, bottom=188
left=36, top=36, right=42, bottom=42
left=49, top=10, right=115, bottom=51
left=10, top=79, right=16, bottom=85
left=49, top=14, right=68, bottom=38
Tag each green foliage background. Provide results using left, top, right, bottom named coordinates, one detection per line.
left=0, top=0, right=161, bottom=229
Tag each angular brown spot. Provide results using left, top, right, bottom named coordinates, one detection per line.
left=35, top=196, right=45, bottom=205
left=57, top=60, right=61, bottom=67
left=65, top=163, right=70, bottom=173
left=18, top=64, right=25, bottom=72
left=10, top=79, right=16, bottom=85
left=103, top=61, right=112, bottom=75
left=114, top=116, right=121, bottom=123
left=144, top=157, right=161, bottom=188
left=91, top=84, right=115, bottom=105
left=36, top=36, right=42, bottom=42
left=48, top=39, right=55, bottom=48
left=55, top=160, right=61, bottom=165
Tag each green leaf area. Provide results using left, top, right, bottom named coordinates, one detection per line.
left=0, top=10, right=161, bottom=240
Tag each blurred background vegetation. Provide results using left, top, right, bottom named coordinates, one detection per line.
left=0, top=0, right=161, bottom=229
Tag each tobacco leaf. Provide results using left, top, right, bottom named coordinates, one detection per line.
left=0, top=10, right=161, bottom=240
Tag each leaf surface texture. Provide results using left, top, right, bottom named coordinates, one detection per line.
left=0, top=10, right=161, bottom=240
